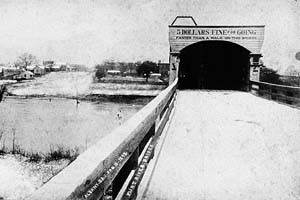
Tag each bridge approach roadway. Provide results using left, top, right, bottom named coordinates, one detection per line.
left=138, top=90, right=300, bottom=200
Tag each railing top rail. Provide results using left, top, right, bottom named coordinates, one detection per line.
left=251, top=80, right=300, bottom=90
left=29, top=79, right=178, bottom=200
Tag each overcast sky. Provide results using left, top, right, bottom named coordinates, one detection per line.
left=0, top=0, right=299, bottom=72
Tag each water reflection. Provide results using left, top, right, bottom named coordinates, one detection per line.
left=0, top=97, right=145, bottom=154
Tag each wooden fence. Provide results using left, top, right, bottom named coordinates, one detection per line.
left=250, top=80, right=300, bottom=106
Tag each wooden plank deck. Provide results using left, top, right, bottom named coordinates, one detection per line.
left=138, top=90, right=300, bottom=200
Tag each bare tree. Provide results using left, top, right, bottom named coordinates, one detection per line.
left=15, top=53, right=38, bottom=69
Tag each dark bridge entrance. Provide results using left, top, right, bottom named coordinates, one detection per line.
left=168, top=19, right=265, bottom=88
left=178, top=41, right=250, bottom=91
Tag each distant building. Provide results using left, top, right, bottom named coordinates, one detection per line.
left=43, top=61, right=55, bottom=66
left=1, top=67, right=21, bottom=79
left=0, top=63, right=5, bottom=73
left=103, top=61, right=118, bottom=71
left=150, top=73, right=162, bottom=80
left=27, top=65, right=45, bottom=75
left=107, top=70, right=121, bottom=76
left=33, top=66, right=46, bottom=75
left=123, top=62, right=138, bottom=76
left=69, top=64, right=88, bottom=72
left=52, top=65, right=61, bottom=71
left=50, top=62, right=65, bottom=72
left=43, top=61, right=55, bottom=72
left=158, top=62, right=169, bottom=77
left=60, top=64, right=73, bottom=72
left=19, top=71, right=34, bottom=79
left=26, top=65, right=36, bottom=71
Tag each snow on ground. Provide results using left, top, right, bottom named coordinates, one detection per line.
left=90, top=82, right=165, bottom=96
left=7, top=72, right=93, bottom=97
left=142, top=90, right=300, bottom=200
left=90, top=82, right=165, bottom=91
left=0, top=155, right=37, bottom=200
left=0, top=154, right=69, bottom=200
left=7, top=72, right=165, bottom=97
left=100, top=76, right=166, bottom=84
left=0, top=80, right=17, bottom=86
left=89, top=89, right=162, bottom=96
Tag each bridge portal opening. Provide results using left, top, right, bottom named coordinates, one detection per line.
left=178, top=41, right=251, bottom=91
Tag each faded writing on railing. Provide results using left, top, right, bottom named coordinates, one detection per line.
left=84, top=151, right=129, bottom=199
left=124, top=144, right=154, bottom=198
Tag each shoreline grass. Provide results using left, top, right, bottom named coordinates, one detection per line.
left=0, top=145, right=80, bottom=163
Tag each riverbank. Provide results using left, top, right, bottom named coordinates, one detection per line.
left=5, top=72, right=166, bottom=98
left=0, top=71, right=163, bottom=199
left=4, top=94, right=154, bottom=105
left=0, top=97, right=146, bottom=155
left=0, top=95, right=148, bottom=199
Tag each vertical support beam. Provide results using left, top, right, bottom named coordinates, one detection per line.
left=268, top=86, right=272, bottom=100
left=139, top=124, right=155, bottom=154
left=246, top=62, right=250, bottom=92
left=131, top=147, right=139, bottom=170
left=102, top=186, right=113, bottom=200
left=169, top=53, right=180, bottom=85
left=249, top=66, right=260, bottom=92
left=249, top=53, right=262, bottom=83
left=249, top=53, right=262, bottom=92
left=108, top=148, right=139, bottom=199
left=250, top=66, right=260, bottom=82
left=120, top=124, right=156, bottom=200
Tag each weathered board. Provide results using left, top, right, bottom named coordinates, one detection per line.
left=169, top=25, right=265, bottom=53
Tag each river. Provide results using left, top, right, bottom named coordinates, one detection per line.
left=0, top=97, right=147, bottom=155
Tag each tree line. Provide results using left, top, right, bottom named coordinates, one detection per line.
left=94, top=60, right=160, bottom=82
left=260, top=65, right=300, bottom=86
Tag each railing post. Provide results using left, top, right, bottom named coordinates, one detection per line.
left=109, top=147, right=139, bottom=199
left=139, top=124, right=155, bottom=154
left=102, top=186, right=113, bottom=200
left=131, top=147, right=139, bottom=170
left=267, top=86, right=271, bottom=100
left=271, top=88, right=277, bottom=100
